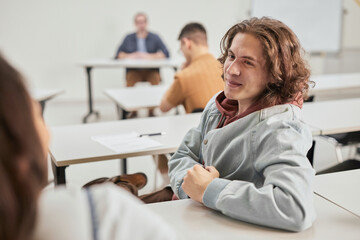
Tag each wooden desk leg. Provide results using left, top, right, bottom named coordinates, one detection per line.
left=51, top=160, right=68, bottom=186
left=82, top=66, right=100, bottom=123
left=121, top=158, right=127, bottom=175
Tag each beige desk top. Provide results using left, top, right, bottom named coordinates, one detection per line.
left=104, top=85, right=168, bottom=111
left=310, top=72, right=360, bottom=94
left=146, top=196, right=360, bottom=240
left=32, top=88, right=65, bottom=102
left=314, top=169, right=360, bottom=218
left=79, top=58, right=181, bottom=69
left=49, top=113, right=201, bottom=167
left=302, top=98, right=360, bottom=135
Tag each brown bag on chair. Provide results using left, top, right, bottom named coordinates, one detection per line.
left=139, top=186, right=174, bottom=204
left=82, top=172, right=148, bottom=197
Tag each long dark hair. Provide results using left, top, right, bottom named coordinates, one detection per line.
left=0, top=54, right=48, bottom=240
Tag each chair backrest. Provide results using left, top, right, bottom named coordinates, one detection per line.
left=327, top=131, right=360, bottom=145
left=304, top=95, right=314, bottom=103
left=191, top=108, right=204, bottom=113
left=306, top=140, right=315, bottom=166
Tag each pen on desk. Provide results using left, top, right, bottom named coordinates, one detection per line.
left=139, top=132, right=166, bottom=137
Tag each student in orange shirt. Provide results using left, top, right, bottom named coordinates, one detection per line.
left=160, top=22, right=224, bottom=114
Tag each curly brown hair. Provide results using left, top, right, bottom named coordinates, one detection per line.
left=219, top=17, right=313, bottom=105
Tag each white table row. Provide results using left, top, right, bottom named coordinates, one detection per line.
left=81, top=57, right=360, bottom=123
left=80, top=58, right=181, bottom=69
left=79, top=58, right=181, bottom=123
left=50, top=96, right=360, bottom=186
left=102, top=84, right=360, bottom=135
left=101, top=72, right=360, bottom=120
left=49, top=113, right=202, bottom=185
left=146, top=195, right=360, bottom=240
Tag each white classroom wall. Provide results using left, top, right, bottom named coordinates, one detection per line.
left=0, top=0, right=359, bottom=102
left=342, top=0, right=360, bottom=48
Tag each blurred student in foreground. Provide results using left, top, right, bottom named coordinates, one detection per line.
left=0, top=53, right=175, bottom=240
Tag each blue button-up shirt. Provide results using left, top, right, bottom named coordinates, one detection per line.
left=115, top=32, right=169, bottom=58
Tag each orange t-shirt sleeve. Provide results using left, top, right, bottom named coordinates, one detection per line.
left=164, top=75, right=185, bottom=107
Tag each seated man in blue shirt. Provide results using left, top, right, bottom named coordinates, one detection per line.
left=115, top=12, right=170, bottom=88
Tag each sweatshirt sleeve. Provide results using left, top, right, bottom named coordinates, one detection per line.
left=202, top=119, right=316, bottom=232
left=168, top=99, right=218, bottom=199
left=168, top=122, right=203, bottom=199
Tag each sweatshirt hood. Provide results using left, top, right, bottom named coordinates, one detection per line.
left=215, top=91, right=304, bottom=128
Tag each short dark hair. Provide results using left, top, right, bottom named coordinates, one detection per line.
left=178, top=22, right=207, bottom=45
left=219, top=17, right=313, bottom=105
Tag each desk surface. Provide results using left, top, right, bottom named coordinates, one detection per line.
left=310, top=72, right=360, bottom=94
left=50, top=108, right=322, bottom=167
left=49, top=113, right=201, bottom=166
left=314, top=169, right=360, bottom=217
left=146, top=196, right=360, bottom=240
left=302, top=98, right=360, bottom=135
left=32, top=89, right=65, bottom=102
left=79, top=58, right=181, bottom=69
left=104, top=85, right=168, bottom=111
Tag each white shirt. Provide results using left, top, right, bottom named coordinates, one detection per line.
left=32, top=183, right=176, bottom=240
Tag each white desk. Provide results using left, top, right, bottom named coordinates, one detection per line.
left=31, top=89, right=64, bottom=114
left=310, top=72, right=360, bottom=95
left=79, top=58, right=181, bottom=123
left=49, top=108, right=321, bottom=185
left=49, top=113, right=201, bottom=185
left=302, top=98, right=360, bottom=135
left=314, top=169, right=360, bottom=217
left=104, top=85, right=168, bottom=119
left=146, top=196, right=360, bottom=240
left=79, top=58, right=181, bottom=69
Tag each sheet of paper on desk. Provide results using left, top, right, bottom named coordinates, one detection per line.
left=91, top=131, right=162, bottom=153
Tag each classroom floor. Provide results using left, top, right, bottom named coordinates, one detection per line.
left=43, top=97, right=355, bottom=195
